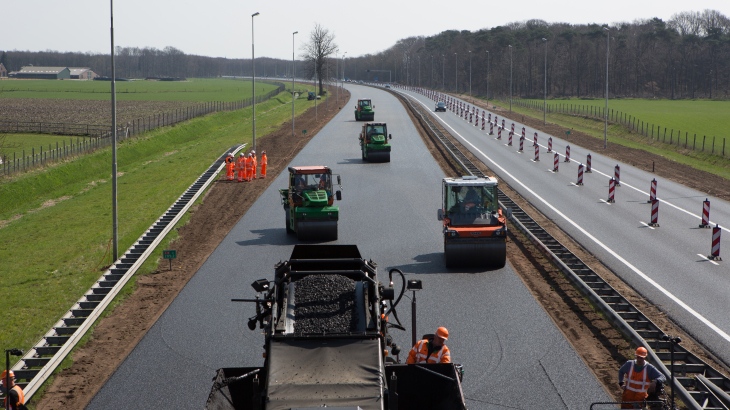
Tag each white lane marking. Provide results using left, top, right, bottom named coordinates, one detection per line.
left=599, top=199, right=612, bottom=205
left=639, top=221, right=655, bottom=230
left=697, top=254, right=720, bottom=266
left=402, top=91, right=730, bottom=344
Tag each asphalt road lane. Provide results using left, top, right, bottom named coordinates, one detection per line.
left=87, top=84, right=610, bottom=410
left=398, top=86, right=730, bottom=365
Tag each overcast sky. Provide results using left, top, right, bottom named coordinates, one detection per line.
left=5, top=0, right=728, bottom=61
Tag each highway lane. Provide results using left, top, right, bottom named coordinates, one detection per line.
left=87, top=84, right=610, bottom=409
left=395, top=86, right=730, bottom=366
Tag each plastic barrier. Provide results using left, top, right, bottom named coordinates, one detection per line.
left=709, top=225, right=722, bottom=260
left=648, top=179, right=657, bottom=203
left=577, top=164, right=584, bottom=185
left=607, top=178, right=616, bottom=203
left=700, top=199, right=711, bottom=228
left=649, top=200, right=660, bottom=227
left=565, top=145, right=571, bottom=162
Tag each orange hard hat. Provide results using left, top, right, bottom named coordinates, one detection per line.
left=1, top=370, right=14, bottom=379
left=636, top=347, right=648, bottom=358
left=436, top=327, right=449, bottom=341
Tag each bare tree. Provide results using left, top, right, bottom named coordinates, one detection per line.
left=301, top=23, right=338, bottom=95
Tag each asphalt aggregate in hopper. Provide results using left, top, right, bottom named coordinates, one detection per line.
left=294, top=275, right=358, bottom=334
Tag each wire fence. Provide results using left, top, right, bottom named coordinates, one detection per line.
left=506, top=98, right=727, bottom=157
left=1, top=83, right=286, bottom=176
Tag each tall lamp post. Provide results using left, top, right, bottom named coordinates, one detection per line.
left=454, top=52, right=457, bottom=93
left=509, top=45, right=513, bottom=112
left=468, top=50, right=472, bottom=102
left=604, top=26, right=609, bottom=149
left=543, top=38, right=547, bottom=125
left=292, top=30, right=298, bottom=137
left=441, top=54, right=445, bottom=89
left=418, top=55, right=421, bottom=87
left=430, top=55, right=433, bottom=89
left=110, top=0, right=118, bottom=261
left=251, top=11, right=260, bottom=152
left=486, top=50, right=489, bottom=108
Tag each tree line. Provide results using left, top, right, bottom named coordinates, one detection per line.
left=346, top=9, right=730, bottom=99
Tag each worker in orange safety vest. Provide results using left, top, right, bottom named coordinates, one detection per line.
left=251, top=150, right=258, bottom=179
left=236, top=153, right=246, bottom=182
left=245, top=153, right=254, bottom=182
left=407, top=327, right=451, bottom=364
left=2, top=370, right=25, bottom=410
left=260, top=150, right=268, bottom=178
left=618, top=347, right=666, bottom=409
left=225, top=153, right=235, bottom=181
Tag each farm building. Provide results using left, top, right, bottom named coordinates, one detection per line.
left=69, top=68, right=98, bottom=80
left=0, top=63, right=7, bottom=77
left=16, top=66, right=71, bottom=79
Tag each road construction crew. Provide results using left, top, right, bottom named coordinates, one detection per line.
left=406, top=327, right=451, bottom=364
left=225, top=153, right=235, bottom=181
left=2, top=370, right=25, bottom=410
left=619, top=347, right=666, bottom=409
left=236, top=153, right=246, bottom=182
left=251, top=150, right=258, bottom=179
left=260, top=150, right=268, bottom=178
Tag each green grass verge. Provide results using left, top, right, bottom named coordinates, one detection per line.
left=494, top=97, right=730, bottom=180
left=0, top=78, right=281, bottom=102
left=1, top=133, right=85, bottom=156
left=0, top=89, right=326, bottom=368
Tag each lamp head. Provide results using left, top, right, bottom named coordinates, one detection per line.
left=252, top=12, right=260, bottom=17
left=293, top=31, right=298, bottom=35
left=406, top=279, right=422, bottom=290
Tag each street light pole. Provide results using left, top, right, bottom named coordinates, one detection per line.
left=604, top=26, right=609, bottom=149
left=468, top=50, right=472, bottom=102
left=418, top=55, right=421, bottom=87
left=509, top=45, right=512, bottom=112
left=543, top=38, right=547, bottom=125
left=251, top=11, right=260, bottom=152
left=110, top=0, right=118, bottom=261
left=486, top=51, right=489, bottom=108
left=431, top=55, right=433, bottom=89
left=442, top=54, right=445, bottom=90
left=454, top=52, right=457, bottom=93
left=292, top=30, right=298, bottom=137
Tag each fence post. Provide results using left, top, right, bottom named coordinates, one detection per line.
left=712, top=136, right=715, bottom=154
left=670, top=130, right=673, bottom=144
left=703, top=135, right=706, bottom=152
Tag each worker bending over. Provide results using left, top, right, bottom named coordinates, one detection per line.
left=407, top=327, right=451, bottom=364
left=619, top=347, right=666, bottom=409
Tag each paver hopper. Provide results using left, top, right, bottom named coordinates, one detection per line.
left=355, top=98, right=375, bottom=121
left=437, top=176, right=507, bottom=268
left=279, top=166, right=342, bottom=241
left=360, top=122, right=392, bottom=163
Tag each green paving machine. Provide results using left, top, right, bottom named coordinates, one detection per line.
left=355, top=98, right=375, bottom=121
left=360, top=122, right=392, bottom=163
left=279, top=166, right=342, bottom=240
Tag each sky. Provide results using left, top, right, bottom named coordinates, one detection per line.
left=4, top=0, right=729, bottom=61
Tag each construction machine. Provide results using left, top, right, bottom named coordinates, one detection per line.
left=279, top=166, right=342, bottom=241
left=205, top=245, right=467, bottom=410
left=359, top=122, right=392, bottom=163
left=437, top=176, right=507, bottom=268
left=355, top=98, right=375, bottom=121
left=307, top=91, right=316, bottom=100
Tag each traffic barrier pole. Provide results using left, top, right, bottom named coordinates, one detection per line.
left=553, top=153, right=559, bottom=172
left=519, top=135, right=524, bottom=152
left=607, top=178, right=616, bottom=203
left=507, top=130, right=512, bottom=145
left=548, top=137, right=552, bottom=152
left=469, top=112, right=473, bottom=123
left=522, top=127, right=526, bottom=138
left=577, top=164, right=584, bottom=185
left=490, top=122, right=494, bottom=135
left=488, top=113, right=492, bottom=123
left=648, top=179, right=657, bottom=203
left=481, top=116, right=485, bottom=130
left=708, top=225, right=722, bottom=260
left=586, top=154, right=592, bottom=173
left=700, top=199, right=710, bottom=228
left=649, top=199, right=660, bottom=227
left=534, top=144, right=540, bottom=161
left=565, top=145, right=571, bottom=162
left=533, top=132, right=538, bottom=147
left=614, top=165, right=621, bottom=186
left=498, top=128, right=502, bottom=140
left=511, top=122, right=515, bottom=133
left=502, top=119, right=505, bottom=129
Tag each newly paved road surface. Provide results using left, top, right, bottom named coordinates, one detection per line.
left=87, top=85, right=611, bottom=409
left=395, top=85, right=730, bottom=366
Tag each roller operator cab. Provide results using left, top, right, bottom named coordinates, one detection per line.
left=437, top=176, right=507, bottom=268
left=359, top=122, right=392, bottom=163
left=279, top=166, right=342, bottom=241
left=205, top=245, right=468, bottom=410
left=355, top=98, right=375, bottom=121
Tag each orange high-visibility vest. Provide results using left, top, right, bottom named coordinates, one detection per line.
left=4, top=385, right=24, bottom=408
left=621, top=361, right=650, bottom=409
left=261, top=154, right=268, bottom=177
left=406, top=339, right=450, bottom=364
left=252, top=156, right=258, bottom=178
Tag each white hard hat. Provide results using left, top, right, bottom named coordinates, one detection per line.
left=239, top=153, right=244, bottom=157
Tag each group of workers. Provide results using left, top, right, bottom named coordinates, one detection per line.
left=225, top=150, right=267, bottom=182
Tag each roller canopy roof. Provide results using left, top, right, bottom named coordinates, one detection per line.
left=289, top=166, right=332, bottom=174
left=443, top=176, right=498, bottom=186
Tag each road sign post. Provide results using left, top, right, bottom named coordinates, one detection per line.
left=163, top=250, right=177, bottom=271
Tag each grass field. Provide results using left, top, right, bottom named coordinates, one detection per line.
left=0, top=78, right=284, bottom=102
left=1, top=133, right=85, bottom=157
left=518, top=98, right=730, bottom=143
left=0, top=90, right=326, bottom=368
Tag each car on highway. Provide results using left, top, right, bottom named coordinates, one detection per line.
left=385, top=84, right=391, bottom=88
left=435, top=101, right=447, bottom=112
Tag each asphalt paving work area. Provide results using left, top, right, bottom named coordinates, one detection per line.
left=34, top=84, right=677, bottom=409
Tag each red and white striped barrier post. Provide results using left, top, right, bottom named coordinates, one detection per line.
left=507, top=130, right=512, bottom=145
left=498, top=128, right=502, bottom=140
left=647, top=179, right=657, bottom=203
left=519, top=135, right=524, bottom=152
left=577, top=164, right=584, bottom=185
left=469, top=112, right=473, bottom=123
left=586, top=154, right=592, bottom=173
left=481, top=117, right=485, bottom=130
left=489, top=122, right=494, bottom=135
left=511, top=123, right=515, bottom=133
left=607, top=178, right=616, bottom=203
left=553, top=153, right=559, bottom=172
left=614, top=165, right=621, bottom=186
left=649, top=199, right=660, bottom=227
left=700, top=199, right=711, bottom=228
left=565, top=145, right=571, bottom=162
left=548, top=137, right=552, bottom=152
left=533, top=132, right=538, bottom=147
left=708, top=225, right=722, bottom=261
left=488, top=113, right=492, bottom=123
left=534, top=144, right=540, bottom=161
left=502, top=119, right=505, bottom=129
left=522, top=127, right=526, bottom=138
